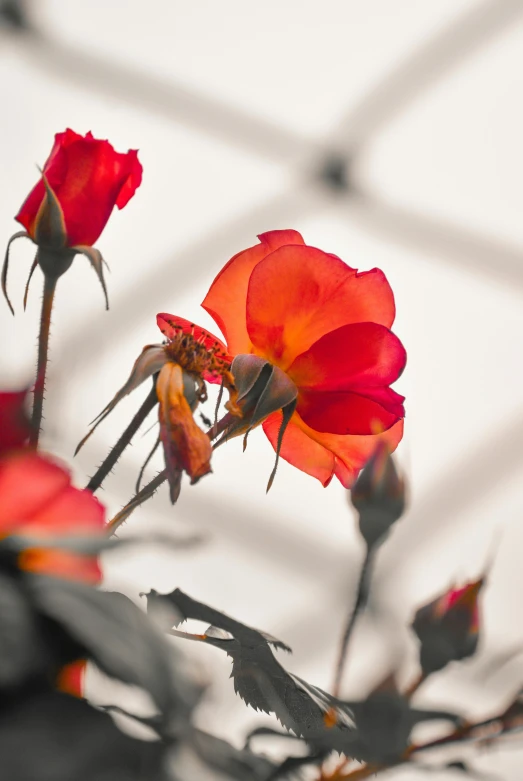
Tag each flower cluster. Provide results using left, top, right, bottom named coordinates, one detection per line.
left=0, top=125, right=518, bottom=781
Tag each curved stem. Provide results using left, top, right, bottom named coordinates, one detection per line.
left=86, top=384, right=158, bottom=493
left=30, top=274, right=57, bottom=446
left=106, top=469, right=167, bottom=536
left=404, top=671, right=426, bottom=700
left=106, top=407, right=227, bottom=535
left=332, top=545, right=375, bottom=697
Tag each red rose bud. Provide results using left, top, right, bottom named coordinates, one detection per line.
left=351, top=441, right=405, bottom=547
left=412, top=579, right=483, bottom=676
left=3, top=129, right=142, bottom=313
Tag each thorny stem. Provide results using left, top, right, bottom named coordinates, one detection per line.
left=106, top=469, right=168, bottom=536
left=322, top=712, right=516, bottom=780
left=106, top=412, right=229, bottom=535
left=332, top=544, right=375, bottom=697
left=30, top=274, right=57, bottom=446
left=86, top=384, right=158, bottom=493
left=207, top=412, right=234, bottom=442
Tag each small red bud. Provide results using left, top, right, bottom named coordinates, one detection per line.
left=351, top=441, right=405, bottom=547
left=412, top=579, right=483, bottom=676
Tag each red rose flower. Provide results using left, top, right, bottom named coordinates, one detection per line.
left=159, top=229, right=406, bottom=487
left=16, top=129, right=142, bottom=248
left=0, top=389, right=103, bottom=581
left=3, top=129, right=143, bottom=315
left=0, top=448, right=106, bottom=696
left=0, top=452, right=105, bottom=583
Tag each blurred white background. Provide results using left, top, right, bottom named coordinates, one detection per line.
left=1, top=1, right=523, bottom=777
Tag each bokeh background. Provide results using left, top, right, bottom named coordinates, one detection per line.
left=1, top=1, right=523, bottom=777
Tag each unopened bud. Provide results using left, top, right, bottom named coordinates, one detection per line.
left=412, top=579, right=483, bottom=676
left=351, top=441, right=405, bottom=548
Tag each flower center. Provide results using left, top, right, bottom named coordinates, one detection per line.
left=163, top=324, right=230, bottom=382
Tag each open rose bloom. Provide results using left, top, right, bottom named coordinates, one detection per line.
left=160, top=229, right=406, bottom=488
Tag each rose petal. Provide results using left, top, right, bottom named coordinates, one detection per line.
left=297, top=386, right=404, bottom=435
left=16, top=130, right=142, bottom=246
left=23, top=484, right=105, bottom=535
left=115, top=149, right=143, bottom=209
left=263, top=411, right=403, bottom=488
left=18, top=548, right=102, bottom=584
left=0, top=454, right=70, bottom=532
left=246, top=245, right=396, bottom=369
left=0, top=452, right=104, bottom=585
left=287, top=322, right=406, bottom=391
left=56, top=140, right=140, bottom=246
left=157, top=363, right=213, bottom=488
left=263, top=412, right=336, bottom=487
left=0, top=390, right=30, bottom=456
left=156, top=313, right=232, bottom=385
left=202, top=230, right=305, bottom=354
left=156, top=313, right=229, bottom=356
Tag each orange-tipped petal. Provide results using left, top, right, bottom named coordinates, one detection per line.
left=246, top=245, right=396, bottom=369
left=202, top=230, right=305, bottom=355
left=0, top=452, right=104, bottom=584
left=263, top=411, right=336, bottom=487
left=18, top=547, right=102, bottom=584
left=157, top=363, right=213, bottom=491
left=263, top=411, right=403, bottom=488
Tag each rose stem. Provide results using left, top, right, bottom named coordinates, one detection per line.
left=106, top=409, right=228, bottom=535
left=86, top=384, right=158, bottom=493
left=106, top=469, right=168, bottom=536
left=30, top=274, right=57, bottom=446
left=332, top=544, right=375, bottom=698
left=404, top=671, right=427, bottom=699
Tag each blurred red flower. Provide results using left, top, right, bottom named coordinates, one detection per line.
left=15, top=128, right=142, bottom=248
left=0, top=452, right=105, bottom=583
left=160, top=229, right=406, bottom=487
left=0, top=390, right=31, bottom=456
left=0, top=390, right=105, bottom=695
